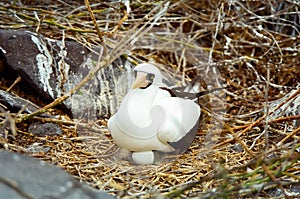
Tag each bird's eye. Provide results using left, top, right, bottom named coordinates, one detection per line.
left=147, top=74, right=155, bottom=81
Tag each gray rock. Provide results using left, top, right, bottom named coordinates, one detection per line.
left=28, top=123, right=63, bottom=136
left=0, top=150, right=115, bottom=199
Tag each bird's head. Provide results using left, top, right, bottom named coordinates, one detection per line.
left=132, top=63, right=163, bottom=89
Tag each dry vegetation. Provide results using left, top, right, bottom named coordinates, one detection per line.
left=0, top=0, right=300, bottom=198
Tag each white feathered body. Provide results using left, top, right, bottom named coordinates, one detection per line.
left=108, top=85, right=201, bottom=153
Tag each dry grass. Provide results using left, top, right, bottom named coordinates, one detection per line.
left=0, top=0, right=300, bottom=198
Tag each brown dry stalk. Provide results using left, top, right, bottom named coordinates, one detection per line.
left=84, top=0, right=103, bottom=43
left=223, top=123, right=256, bottom=158
left=0, top=177, right=34, bottom=199
left=6, top=76, right=21, bottom=92
left=109, top=10, right=128, bottom=36
left=277, top=126, right=300, bottom=146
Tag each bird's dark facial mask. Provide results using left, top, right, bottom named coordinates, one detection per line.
left=132, top=70, right=155, bottom=89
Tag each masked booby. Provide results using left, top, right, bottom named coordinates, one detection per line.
left=108, top=63, right=201, bottom=164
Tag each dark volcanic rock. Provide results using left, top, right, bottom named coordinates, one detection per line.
left=0, top=150, right=115, bottom=199
left=0, top=29, right=89, bottom=101
left=0, top=29, right=133, bottom=120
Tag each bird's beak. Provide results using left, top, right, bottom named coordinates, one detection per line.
left=132, top=72, right=148, bottom=89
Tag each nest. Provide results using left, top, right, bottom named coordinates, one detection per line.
left=0, top=0, right=300, bottom=198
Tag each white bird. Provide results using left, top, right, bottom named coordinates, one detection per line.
left=108, top=63, right=201, bottom=164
